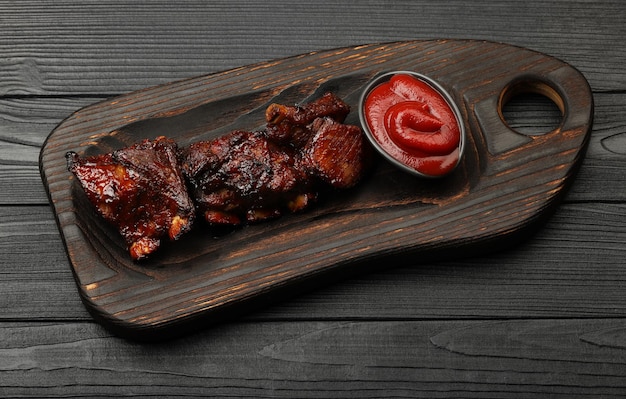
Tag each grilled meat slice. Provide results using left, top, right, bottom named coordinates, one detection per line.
left=180, top=117, right=369, bottom=226
left=265, top=92, right=351, bottom=147
left=66, top=136, right=195, bottom=260
left=301, top=117, right=370, bottom=189
left=180, top=130, right=317, bottom=225
left=181, top=93, right=368, bottom=227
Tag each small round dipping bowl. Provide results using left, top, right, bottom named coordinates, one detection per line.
left=358, top=71, right=466, bottom=178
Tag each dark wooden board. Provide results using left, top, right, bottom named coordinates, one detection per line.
left=39, top=40, right=593, bottom=340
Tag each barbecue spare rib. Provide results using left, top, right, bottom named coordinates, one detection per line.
left=180, top=92, right=369, bottom=226
left=66, top=136, right=195, bottom=260
left=67, top=92, right=370, bottom=260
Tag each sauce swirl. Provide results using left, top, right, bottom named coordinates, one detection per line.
left=363, top=73, right=463, bottom=177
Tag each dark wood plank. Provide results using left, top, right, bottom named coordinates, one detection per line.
left=0, top=0, right=624, bottom=95
left=0, top=207, right=88, bottom=319
left=0, top=97, right=104, bottom=205
left=1, top=319, right=625, bottom=397
left=3, top=202, right=625, bottom=321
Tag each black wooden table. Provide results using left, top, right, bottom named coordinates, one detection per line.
left=2, top=1, right=625, bottom=397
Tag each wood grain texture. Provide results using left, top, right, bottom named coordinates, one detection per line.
left=1, top=319, right=625, bottom=398
left=0, top=0, right=624, bottom=94
left=39, top=40, right=593, bottom=339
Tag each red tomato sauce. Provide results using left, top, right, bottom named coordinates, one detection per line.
left=363, top=73, right=462, bottom=177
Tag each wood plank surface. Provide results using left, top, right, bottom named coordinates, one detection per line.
left=1, top=319, right=625, bottom=398
left=1, top=0, right=625, bottom=396
left=0, top=1, right=624, bottom=95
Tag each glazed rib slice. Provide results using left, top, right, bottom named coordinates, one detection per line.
left=265, top=92, right=351, bottom=146
left=266, top=93, right=370, bottom=190
left=301, top=117, right=370, bottom=189
left=66, top=136, right=195, bottom=260
left=180, top=129, right=317, bottom=225
left=180, top=94, right=370, bottom=226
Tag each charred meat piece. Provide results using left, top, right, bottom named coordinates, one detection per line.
left=301, top=117, right=371, bottom=189
left=264, top=92, right=351, bottom=147
left=66, top=136, right=195, bottom=260
left=181, top=111, right=369, bottom=226
left=180, top=130, right=317, bottom=225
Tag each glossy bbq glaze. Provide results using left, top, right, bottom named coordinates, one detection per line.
left=66, top=137, right=195, bottom=260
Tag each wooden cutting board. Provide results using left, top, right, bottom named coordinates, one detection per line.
left=39, top=40, right=593, bottom=341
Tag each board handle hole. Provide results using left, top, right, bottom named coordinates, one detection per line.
left=499, top=79, right=564, bottom=136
